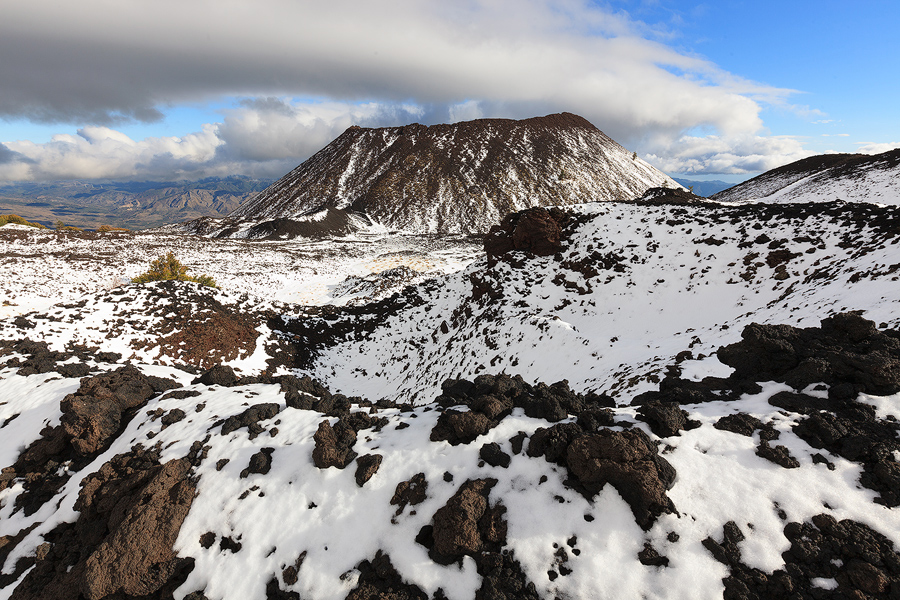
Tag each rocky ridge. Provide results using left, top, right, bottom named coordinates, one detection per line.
left=712, top=148, right=900, bottom=205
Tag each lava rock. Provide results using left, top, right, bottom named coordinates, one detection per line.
left=479, top=443, right=511, bottom=468
left=311, top=419, right=357, bottom=469
left=345, top=551, right=428, bottom=600
left=221, top=403, right=281, bottom=436
left=10, top=446, right=196, bottom=600
left=390, top=473, right=428, bottom=514
left=192, top=364, right=239, bottom=387
left=485, top=207, right=569, bottom=267
left=240, top=447, right=274, bottom=478
left=429, top=478, right=503, bottom=563
left=354, top=454, right=383, bottom=487
left=565, top=429, right=677, bottom=530
left=635, top=400, right=700, bottom=438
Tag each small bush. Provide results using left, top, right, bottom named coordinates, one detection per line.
left=0, top=214, right=45, bottom=228
left=132, top=252, right=218, bottom=288
left=54, top=219, right=82, bottom=231
left=97, top=224, right=130, bottom=233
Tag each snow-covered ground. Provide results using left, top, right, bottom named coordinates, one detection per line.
left=1, top=195, right=900, bottom=600
left=302, top=199, right=900, bottom=403
left=0, top=225, right=481, bottom=319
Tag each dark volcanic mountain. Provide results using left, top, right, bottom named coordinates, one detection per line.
left=221, top=113, right=679, bottom=235
left=712, top=148, right=900, bottom=205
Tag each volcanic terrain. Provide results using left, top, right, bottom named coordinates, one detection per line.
left=1, top=116, right=899, bottom=600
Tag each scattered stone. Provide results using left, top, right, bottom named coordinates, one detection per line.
left=192, top=365, right=239, bottom=386
left=635, top=400, right=700, bottom=438
left=161, top=408, right=186, bottom=427
left=354, top=453, right=383, bottom=487
left=345, top=551, right=428, bottom=600
left=479, top=442, right=511, bottom=468
left=638, top=542, right=670, bottom=567
left=220, top=536, right=242, bottom=554
left=240, top=447, right=274, bottom=478
left=390, top=473, right=428, bottom=515
left=756, top=441, right=800, bottom=469
left=311, top=420, right=357, bottom=469
left=428, top=478, right=503, bottom=564
left=221, top=403, right=280, bottom=436
left=565, top=429, right=676, bottom=530
left=714, top=413, right=763, bottom=437
left=705, top=515, right=900, bottom=599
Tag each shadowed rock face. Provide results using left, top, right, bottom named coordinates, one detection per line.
left=229, top=113, right=678, bottom=235
left=10, top=446, right=196, bottom=600
left=718, top=312, right=900, bottom=396
left=565, top=430, right=676, bottom=530
left=1, top=366, right=178, bottom=517
left=484, top=207, right=567, bottom=267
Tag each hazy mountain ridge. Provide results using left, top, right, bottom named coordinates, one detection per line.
left=0, top=176, right=271, bottom=229
left=220, top=113, right=680, bottom=236
left=672, top=178, right=734, bottom=197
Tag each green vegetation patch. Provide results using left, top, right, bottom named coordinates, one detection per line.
left=133, top=252, right=218, bottom=288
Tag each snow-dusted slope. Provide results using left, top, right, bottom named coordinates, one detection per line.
left=3, top=194, right=900, bottom=600
left=712, top=149, right=900, bottom=205
left=2, top=298, right=900, bottom=600
left=0, top=225, right=481, bottom=318
left=290, top=198, right=900, bottom=404
left=226, top=113, right=680, bottom=235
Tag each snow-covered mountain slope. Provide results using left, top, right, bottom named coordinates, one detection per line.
left=712, top=149, right=900, bottom=205
left=284, top=196, right=900, bottom=404
left=3, top=193, right=900, bottom=600
left=2, top=303, right=900, bottom=600
left=222, top=113, right=679, bottom=235
left=6, top=197, right=900, bottom=404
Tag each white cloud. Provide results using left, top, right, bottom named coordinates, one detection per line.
left=1, top=125, right=223, bottom=180
left=0, top=1, right=791, bottom=139
left=0, top=101, right=435, bottom=181
left=0, top=0, right=821, bottom=180
left=856, top=142, right=900, bottom=155
left=643, top=133, right=813, bottom=175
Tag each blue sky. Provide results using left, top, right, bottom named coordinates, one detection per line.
left=1, top=0, right=897, bottom=183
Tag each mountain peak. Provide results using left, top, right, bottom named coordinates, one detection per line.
left=227, top=113, right=679, bottom=236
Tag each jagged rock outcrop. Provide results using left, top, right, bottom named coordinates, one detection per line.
left=1, top=366, right=178, bottom=516
left=10, top=446, right=196, bottom=600
left=212, top=113, right=679, bottom=236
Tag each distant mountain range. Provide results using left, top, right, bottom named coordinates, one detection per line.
left=671, top=178, right=733, bottom=197
left=0, top=176, right=271, bottom=230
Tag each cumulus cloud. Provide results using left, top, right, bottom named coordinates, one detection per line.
left=0, top=125, right=223, bottom=181
left=642, top=133, right=813, bottom=175
left=856, top=142, right=900, bottom=155
left=0, top=101, right=435, bottom=181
